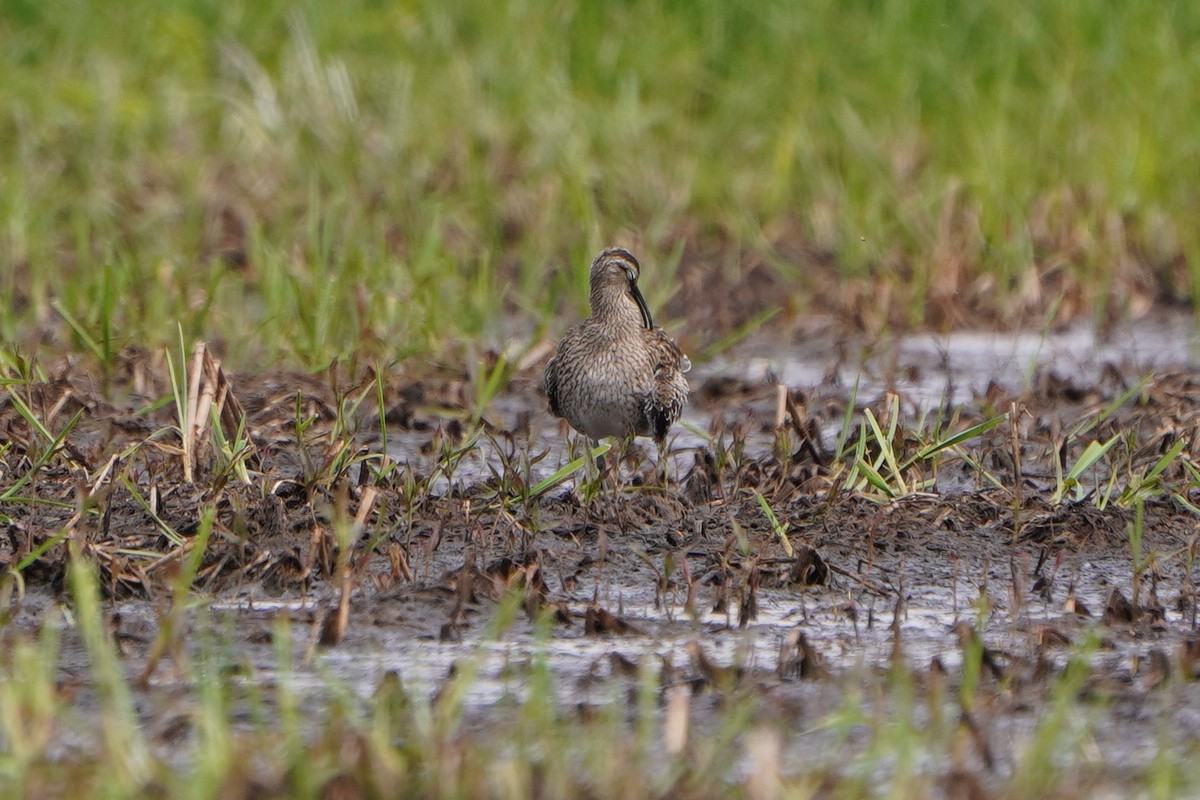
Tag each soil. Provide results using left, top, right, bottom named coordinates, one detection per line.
left=4, top=312, right=1200, bottom=792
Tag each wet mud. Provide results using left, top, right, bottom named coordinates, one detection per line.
left=5, top=312, right=1200, bottom=791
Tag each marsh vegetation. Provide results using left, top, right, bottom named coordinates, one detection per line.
left=5, top=1, right=1200, bottom=797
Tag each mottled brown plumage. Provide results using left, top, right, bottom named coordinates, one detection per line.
left=544, top=247, right=690, bottom=444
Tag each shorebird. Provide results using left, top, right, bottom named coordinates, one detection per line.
left=543, top=247, right=691, bottom=464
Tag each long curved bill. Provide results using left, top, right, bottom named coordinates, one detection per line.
left=629, top=281, right=655, bottom=330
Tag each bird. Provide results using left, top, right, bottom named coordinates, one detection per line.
left=543, top=246, right=690, bottom=463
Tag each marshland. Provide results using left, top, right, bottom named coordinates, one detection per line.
left=5, top=1, right=1200, bottom=797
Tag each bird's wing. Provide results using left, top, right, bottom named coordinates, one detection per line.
left=649, top=328, right=689, bottom=372
left=646, top=329, right=690, bottom=442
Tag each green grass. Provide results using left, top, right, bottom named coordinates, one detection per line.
left=3, top=0, right=1200, bottom=372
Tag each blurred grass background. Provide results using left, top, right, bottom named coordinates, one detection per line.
left=2, top=0, right=1199, bottom=371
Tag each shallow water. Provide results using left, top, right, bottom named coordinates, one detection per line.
left=389, top=312, right=1200, bottom=491
left=183, top=546, right=1166, bottom=715
left=713, top=312, right=1200, bottom=408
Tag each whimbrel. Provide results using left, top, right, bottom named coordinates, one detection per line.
left=543, top=247, right=690, bottom=460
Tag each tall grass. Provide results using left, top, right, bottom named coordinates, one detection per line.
left=2, top=0, right=1199, bottom=370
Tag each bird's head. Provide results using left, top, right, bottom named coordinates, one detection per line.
left=589, top=247, right=654, bottom=329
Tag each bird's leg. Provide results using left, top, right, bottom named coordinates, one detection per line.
left=588, top=437, right=611, bottom=561
left=608, top=437, right=634, bottom=538
left=591, top=438, right=606, bottom=474
left=575, top=436, right=606, bottom=504
left=584, top=437, right=602, bottom=483
left=571, top=435, right=598, bottom=545
left=656, top=437, right=671, bottom=490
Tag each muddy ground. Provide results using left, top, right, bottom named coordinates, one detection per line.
left=4, top=313, right=1200, bottom=793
